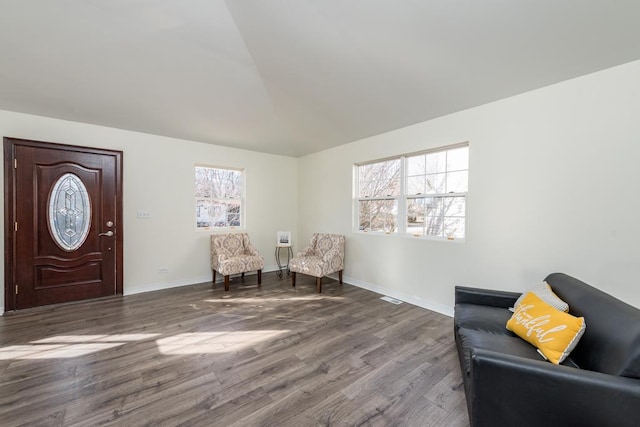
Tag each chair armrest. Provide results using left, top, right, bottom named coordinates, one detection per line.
left=244, top=245, right=260, bottom=257
left=296, top=246, right=316, bottom=257
left=469, top=348, right=640, bottom=426
left=455, top=285, right=520, bottom=308
left=211, top=253, right=226, bottom=269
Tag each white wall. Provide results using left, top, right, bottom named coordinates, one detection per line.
left=3, top=60, right=640, bottom=316
left=0, top=110, right=298, bottom=311
left=298, top=60, right=640, bottom=314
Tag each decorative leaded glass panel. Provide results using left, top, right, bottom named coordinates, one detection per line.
left=48, top=173, right=91, bottom=251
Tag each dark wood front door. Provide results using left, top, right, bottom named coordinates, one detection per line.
left=4, top=138, right=123, bottom=310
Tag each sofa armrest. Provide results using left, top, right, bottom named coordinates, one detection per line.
left=455, top=286, right=520, bottom=308
left=469, top=348, right=640, bottom=427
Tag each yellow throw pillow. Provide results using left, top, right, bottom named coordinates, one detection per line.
left=506, top=292, right=586, bottom=364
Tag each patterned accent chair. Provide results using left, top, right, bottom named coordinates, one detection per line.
left=290, top=233, right=345, bottom=293
left=210, top=233, right=264, bottom=291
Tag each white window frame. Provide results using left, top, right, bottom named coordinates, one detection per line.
left=354, top=142, right=468, bottom=240
left=195, top=164, right=245, bottom=231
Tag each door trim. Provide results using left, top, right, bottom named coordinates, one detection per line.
left=4, top=137, right=123, bottom=311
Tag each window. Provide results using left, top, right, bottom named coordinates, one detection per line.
left=195, top=165, right=243, bottom=229
left=355, top=143, right=468, bottom=239
left=357, top=158, right=401, bottom=233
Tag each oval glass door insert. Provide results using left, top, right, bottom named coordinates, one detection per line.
left=48, top=173, right=92, bottom=251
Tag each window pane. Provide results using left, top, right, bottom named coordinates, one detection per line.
left=408, top=197, right=445, bottom=236
left=425, top=151, right=446, bottom=174
left=195, top=167, right=241, bottom=198
left=359, top=199, right=397, bottom=232
left=407, top=198, right=428, bottom=235
left=424, top=197, right=443, bottom=217
left=407, top=176, right=425, bottom=195
left=196, top=198, right=215, bottom=228
left=407, top=198, right=425, bottom=226
left=443, top=196, right=465, bottom=217
left=444, top=217, right=465, bottom=238
left=425, top=173, right=446, bottom=194
left=446, top=171, right=468, bottom=193
left=424, top=215, right=444, bottom=236
left=358, top=159, right=400, bottom=197
left=407, top=154, right=425, bottom=176
left=407, top=196, right=465, bottom=237
left=196, top=200, right=241, bottom=228
left=225, top=201, right=241, bottom=227
left=447, top=146, right=469, bottom=171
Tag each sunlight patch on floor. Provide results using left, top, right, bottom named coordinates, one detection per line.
left=32, top=334, right=159, bottom=343
left=156, top=330, right=289, bottom=355
left=0, top=330, right=291, bottom=359
left=203, top=296, right=345, bottom=303
left=0, top=334, right=160, bottom=360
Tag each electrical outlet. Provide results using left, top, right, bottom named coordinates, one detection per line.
left=158, top=267, right=168, bottom=274
left=137, top=210, right=152, bottom=219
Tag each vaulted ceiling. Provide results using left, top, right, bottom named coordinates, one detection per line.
left=1, top=1, right=640, bottom=157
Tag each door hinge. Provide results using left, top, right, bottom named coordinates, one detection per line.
left=15, top=285, right=18, bottom=295
left=14, top=158, right=17, bottom=169
left=14, top=222, right=18, bottom=232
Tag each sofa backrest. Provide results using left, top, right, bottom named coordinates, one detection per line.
left=545, top=273, right=640, bottom=379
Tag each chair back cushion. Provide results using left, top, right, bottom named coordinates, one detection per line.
left=312, top=233, right=345, bottom=257
left=212, top=233, right=246, bottom=257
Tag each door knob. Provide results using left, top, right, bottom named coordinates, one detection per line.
left=99, top=231, right=114, bottom=237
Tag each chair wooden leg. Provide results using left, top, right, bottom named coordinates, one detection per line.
left=212, top=269, right=216, bottom=286
left=316, top=277, right=322, bottom=293
left=257, top=270, right=262, bottom=287
left=241, top=272, right=245, bottom=282
left=339, top=270, right=343, bottom=284
left=224, top=275, right=230, bottom=291
left=291, top=272, right=296, bottom=288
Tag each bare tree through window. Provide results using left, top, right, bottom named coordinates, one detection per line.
left=195, top=166, right=243, bottom=229
left=356, top=144, right=468, bottom=238
left=406, top=146, right=468, bottom=238
left=358, top=159, right=400, bottom=232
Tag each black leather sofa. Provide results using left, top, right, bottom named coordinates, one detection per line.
left=454, top=273, right=640, bottom=427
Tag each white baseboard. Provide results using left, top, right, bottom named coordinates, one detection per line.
left=1, top=269, right=451, bottom=318
left=125, top=266, right=282, bottom=296
left=124, top=275, right=212, bottom=296
left=341, top=274, right=454, bottom=317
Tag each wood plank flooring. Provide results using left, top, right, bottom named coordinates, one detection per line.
left=0, top=272, right=468, bottom=427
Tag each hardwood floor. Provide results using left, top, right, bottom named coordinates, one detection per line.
left=0, top=272, right=468, bottom=427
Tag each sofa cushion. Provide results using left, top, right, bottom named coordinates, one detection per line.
left=455, top=303, right=515, bottom=336
left=456, top=327, right=542, bottom=375
left=546, top=273, right=640, bottom=378
left=506, top=292, right=586, bottom=365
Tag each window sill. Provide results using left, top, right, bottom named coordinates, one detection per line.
left=353, top=230, right=466, bottom=243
